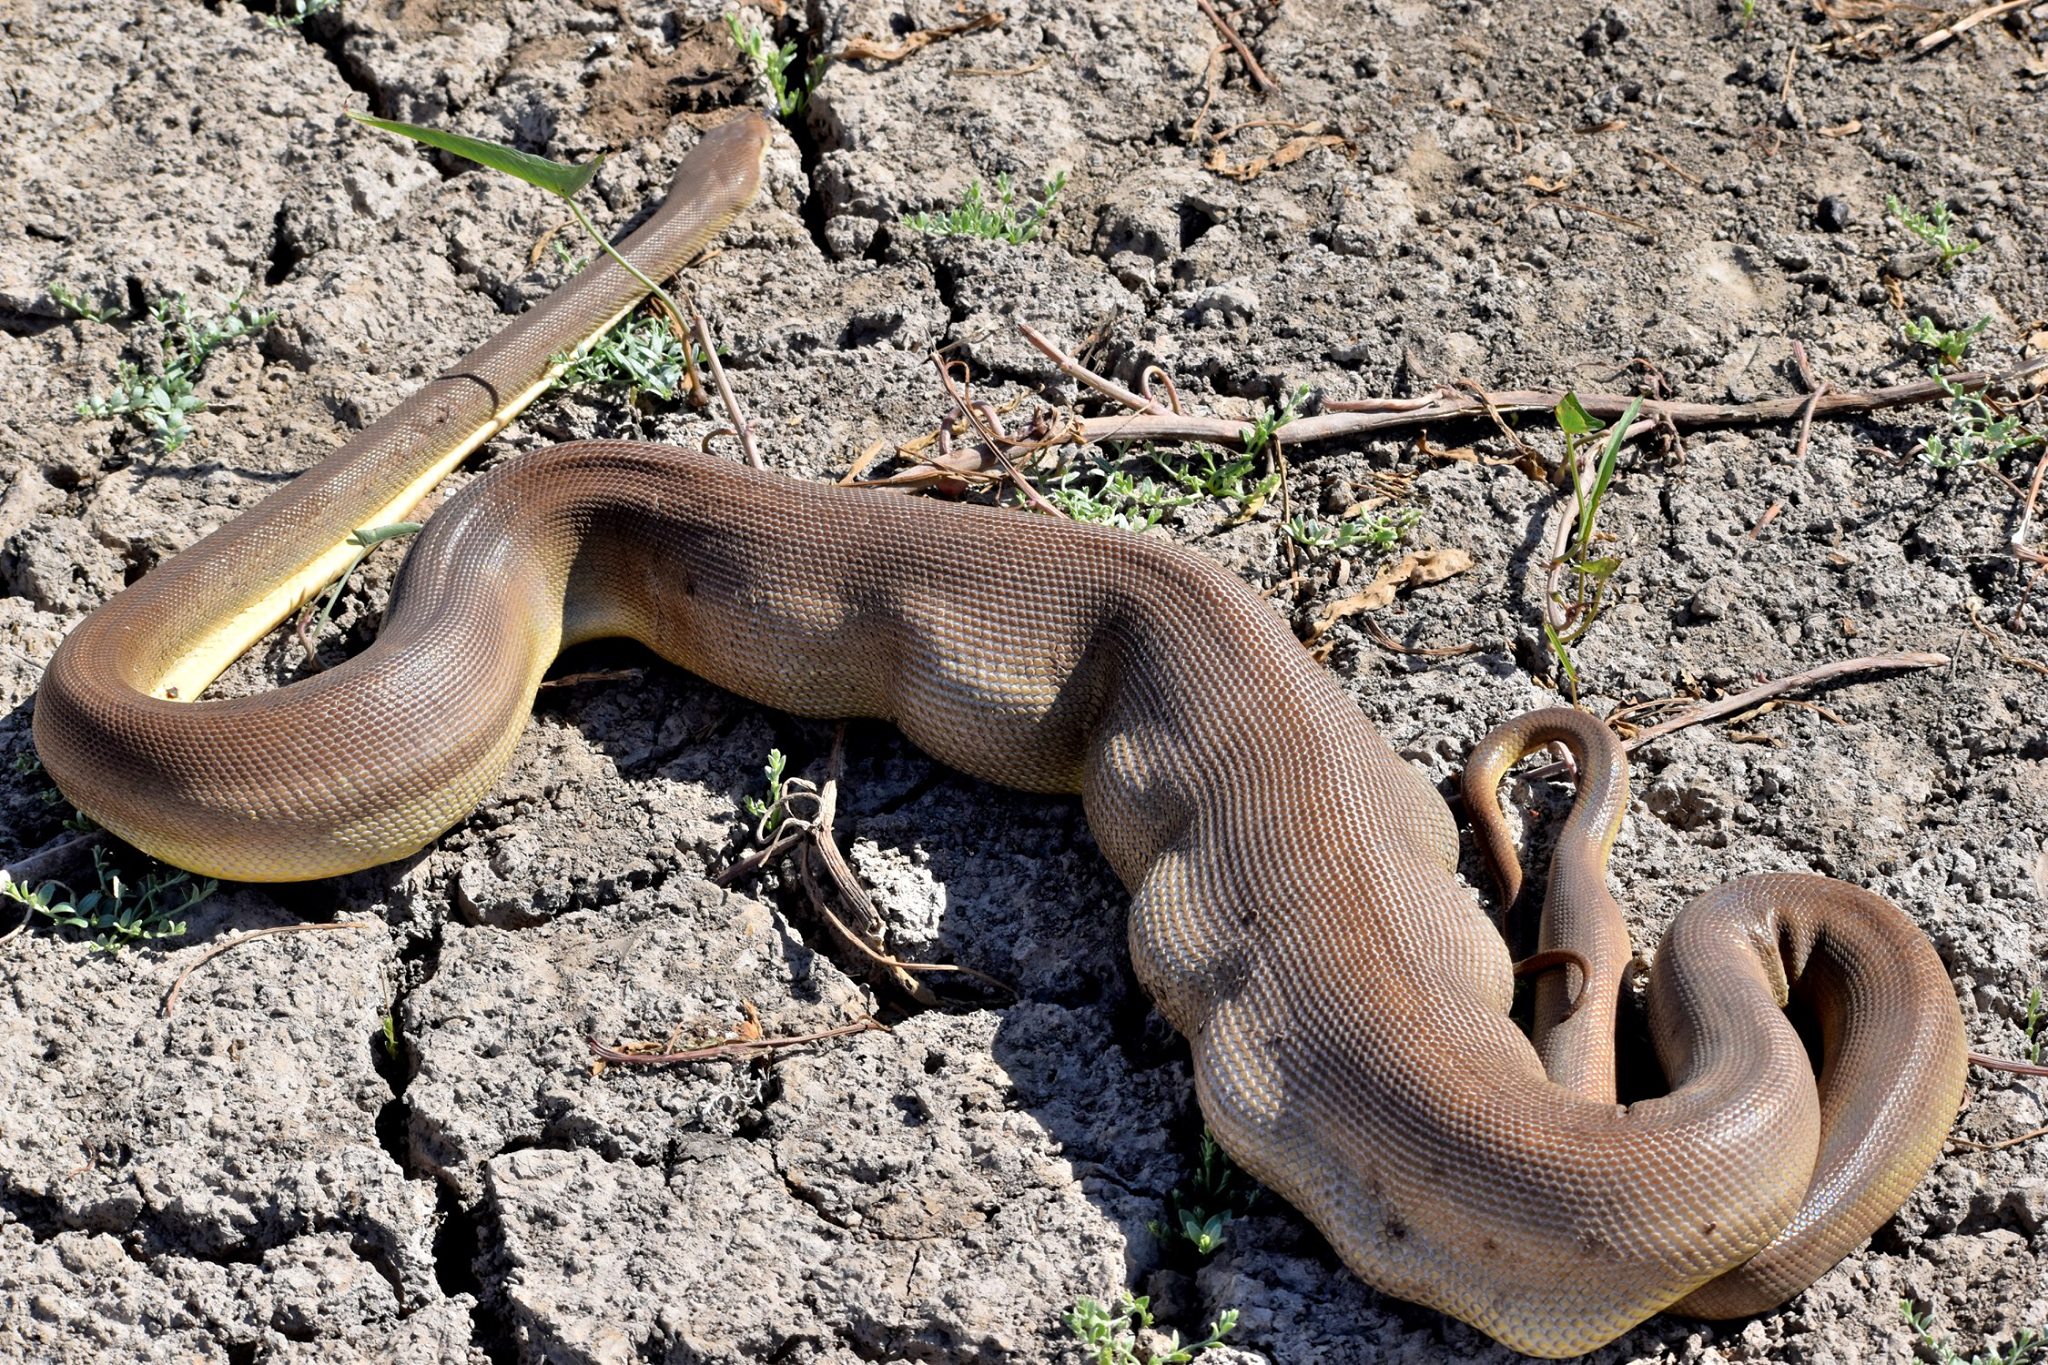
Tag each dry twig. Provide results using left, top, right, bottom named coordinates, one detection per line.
left=162, top=920, right=383, bottom=1016
left=1194, top=0, right=1277, bottom=91
left=1515, top=651, right=1949, bottom=783
left=588, top=1018, right=885, bottom=1067
left=833, top=11, right=1004, bottom=63
left=1913, top=0, right=2031, bottom=51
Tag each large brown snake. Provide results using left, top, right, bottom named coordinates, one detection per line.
left=31, top=111, right=1967, bottom=1356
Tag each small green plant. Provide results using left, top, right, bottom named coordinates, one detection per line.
left=1888, top=195, right=1981, bottom=269
left=1736, top=0, right=1757, bottom=26
left=555, top=314, right=718, bottom=404
left=48, top=282, right=124, bottom=324
left=1040, top=457, right=1197, bottom=533
left=1066, top=1291, right=1239, bottom=1365
left=1544, top=393, right=1642, bottom=697
left=11, top=750, right=42, bottom=777
left=1901, top=315, right=1990, bottom=367
left=76, top=294, right=278, bottom=454
left=1152, top=442, right=1279, bottom=508
left=266, top=0, right=339, bottom=29
left=2023, top=985, right=2044, bottom=1067
left=0, top=847, right=215, bottom=952
left=1241, top=384, right=1311, bottom=459
left=741, top=748, right=790, bottom=833
left=1920, top=372, right=2044, bottom=470
left=903, top=171, right=1069, bottom=245
left=725, top=12, right=825, bottom=119
left=380, top=1013, right=400, bottom=1059
left=1900, top=1299, right=2043, bottom=1365
left=1152, top=1130, right=1259, bottom=1258
left=1284, top=507, right=1421, bottom=557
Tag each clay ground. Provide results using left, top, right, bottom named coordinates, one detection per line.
left=1, top=0, right=2046, bottom=1360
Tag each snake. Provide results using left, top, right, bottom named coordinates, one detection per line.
left=31, top=110, right=1967, bottom=1357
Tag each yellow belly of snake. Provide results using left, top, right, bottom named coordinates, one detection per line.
left=30, top=112, right=1965, bottom=1357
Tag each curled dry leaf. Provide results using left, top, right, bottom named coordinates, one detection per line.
left=1309, top=547, right=1474, bottom=640
left=1205, top=134, right=1349, bottom=181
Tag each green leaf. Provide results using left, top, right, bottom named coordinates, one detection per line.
left=1555, top=391, right=1601, bottom=436
left=1576, top=395, right=1643, bottom=548
left=347, top=521, right=423, bottom=548
left=346, top=111, right=602, bottom=201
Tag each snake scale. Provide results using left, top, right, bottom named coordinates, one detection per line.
left=32, top=111, right=1967, bottom=1356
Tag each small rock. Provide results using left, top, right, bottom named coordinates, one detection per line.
left=1185, top=282, right=1259, bottom=329
left=2003, top=1179, right=2048, bottom=1235
left=1884, top=248, right=1938, bottom=280
left=1685, top=578, right=1734, bottom=624
left=1816, top=195, right=1852, bottom=232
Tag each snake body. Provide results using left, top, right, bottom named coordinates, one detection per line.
left=32, top=112, right=1966, bottom=1356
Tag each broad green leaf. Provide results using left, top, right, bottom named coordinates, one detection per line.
left=1554, top=391, right=1600, bottom=436
left=346, top=111, right=602, bottom=200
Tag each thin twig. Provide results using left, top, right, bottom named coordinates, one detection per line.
left=1949, top=1124, right=2048, bottom=1153
left=1967, top=603, right=2048, bottom=676
left=162, top=921, right=383, bottom=1016
left=1194, top=0, right=1277, bottom=91
left=975, top=331, right=2047, bottom=459
left=1364, top=618, right=1485, bottom=657
left=587, top=1017, right=884, bottom=1066
left=1914, top=0, right=2030, bottom=52
left=1277, top=359, right=2044, bottom=446
left=537, top=668, right=647, bottom=690
left=1517, top=651, right=1949, bottom=781
left=1970, top=1050, right=2048, bottom=1078
left=684, top=293, right=759, bottom=470
left=1017, top=322, right=1167, bottom=414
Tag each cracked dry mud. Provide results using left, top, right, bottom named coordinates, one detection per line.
left=2, top=0, right=2046, bottom=1361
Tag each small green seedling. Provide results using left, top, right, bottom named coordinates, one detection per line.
left=741, top=748, right=790, bottom=833
left=1065, top=1291, right=1239, bottom=1365
left=1151, top=1130, right=1259, bottom=1258
left=1152, top=442, right=1278, bottom=508
left=267, top=0, right=339, bottom=29
left=2024, top=985, right=2044, bottom=1067
left=1544, top=392, right=1642, bottom=697
left=76, top=293, right=277, bottom=455
left=1900, top=1299, right=2043, bottom=1365
left=380, top=1013, right=400, bottom=1059
left=48, top=282, right=124, bottom=324
left=0, top=846, right=215, bottom=952
left=1040, top=457, right=1197, bottom=533
left=1920, top=372, right=2043, bottom=470
left=1241, top=383, right=1311, bottom=459
left=1888, top=195, right=1981, bottom=268
left=725, top=12, right=826, bottom=120
left=555, top=313, right=720, bottom=404
left=903, top=171, right=1069, bottom=245
left=1284, top=507, right=1421, bottom=557
left=1900, top=315, right=1989, bottom=367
